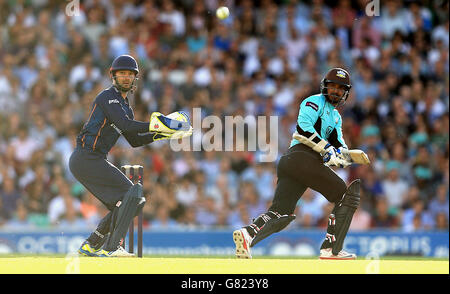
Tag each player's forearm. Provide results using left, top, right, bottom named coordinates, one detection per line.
left=123, top=132, right=155, bottom=147
left=116, top=119, right=150, bottom=134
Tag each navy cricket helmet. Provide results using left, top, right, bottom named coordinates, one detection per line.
left=110, top=55, right=139, bottom=92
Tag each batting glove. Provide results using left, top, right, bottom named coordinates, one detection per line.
left=323, top=145, right=351, bottom=168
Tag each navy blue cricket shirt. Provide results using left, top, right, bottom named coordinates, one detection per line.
left=76, top=85, right=154, bottom=155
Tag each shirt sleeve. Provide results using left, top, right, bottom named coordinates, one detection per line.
left=97, top=96, right=149, bottom=134
left=122, top=132, right=155, bottom=147
left=297, top=97, right=324, bottom=139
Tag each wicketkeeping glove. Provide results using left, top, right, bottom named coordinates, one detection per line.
left=149, top=111, right=193, bottom=141
left=149, top=112, right=191, bottom=134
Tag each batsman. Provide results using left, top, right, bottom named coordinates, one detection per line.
left=233, top=68, right=369, bottom=260
left=69, top=55, right=192, bottom=257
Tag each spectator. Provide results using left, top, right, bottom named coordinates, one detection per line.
left=3, top=200, right=35, bottom=230
left=174, top=174, right=198, bottom=207
left=241, top=163, right=274, bottom=202
left=239, top=181, right=266, bottom=218
left=434, top=212, right=449, bottom=230
left=8, top=126, right=39, bottom=163
left=380, top=0, right=408, bottom=38
left=151, top=204, right=180, bottom=229
left=0, top=175, right=21, bottom=219
left=47, top=179, right=81, bottom=225
left=56, top=197, right=88, bottom=230
left=402, top=199, right=434, bottom=232
left=371, top=197, right=398, bottom=228
left=428, top=184, right=449, bottom=221
left=295, top=189, right=326, bottom=228
left=381, top=160, right=409, bottom=213
left=195, top=197, right=218, bottom=227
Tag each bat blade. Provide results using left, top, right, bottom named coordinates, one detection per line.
left=348, top=149, right=370, bottom=165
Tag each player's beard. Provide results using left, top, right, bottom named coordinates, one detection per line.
left=326, top=90, right=347, bottom=108
left=114, top=76, right=137, bottom=93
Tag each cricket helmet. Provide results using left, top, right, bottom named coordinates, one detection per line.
left=320, top=67, right=352, bottom=107
left=110, top=55, right=139, bottom=92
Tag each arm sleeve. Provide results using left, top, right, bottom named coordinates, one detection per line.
left=97, top=97, right=149, bottom=134
left=122, top=132, right=155, bottom=147
left=297, top=98, right=324, bottom=140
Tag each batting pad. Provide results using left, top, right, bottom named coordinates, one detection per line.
left=103, top=184, right=145, bottom=251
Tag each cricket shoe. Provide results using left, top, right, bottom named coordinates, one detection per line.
left=95, top=246, right=135, bottom=257
left=78, top=241, right=98, bottom=257
left=319, top=248, right=356, bottom=260
left=233, top=229, right=253, bottom=259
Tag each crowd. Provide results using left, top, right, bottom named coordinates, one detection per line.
left=0, top=0, right=448, bottom=233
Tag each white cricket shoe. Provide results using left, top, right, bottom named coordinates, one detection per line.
left=96, top=246, right=135, bottom=257
left=233, top=229, right=253, bottom=259
left=319, top=248, right=356, bottom=260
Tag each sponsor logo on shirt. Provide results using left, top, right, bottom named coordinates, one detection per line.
left=306, top=101, right=319, bottom=111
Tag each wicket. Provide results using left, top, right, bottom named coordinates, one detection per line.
left=121, top=165, right=144, bottom=258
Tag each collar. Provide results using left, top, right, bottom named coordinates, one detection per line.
left=111, top=85, right=129, bottom=104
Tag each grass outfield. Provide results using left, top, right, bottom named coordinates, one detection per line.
left=0, top=255, right=448, bottom=274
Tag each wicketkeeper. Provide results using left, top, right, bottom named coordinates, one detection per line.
left=233, top=68, right=369, bottom=260
left=69, top=55, right=192, bottom=257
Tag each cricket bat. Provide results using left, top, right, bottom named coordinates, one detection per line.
left=346, top=149, right=370, bottom=165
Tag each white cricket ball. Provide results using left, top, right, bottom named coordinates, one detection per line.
left=216, top=6, right=229, bottom=20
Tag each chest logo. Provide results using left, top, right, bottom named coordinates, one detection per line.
left=326, top=126, right=333, bottom=137
left=109, top=99, right=120, bottom=104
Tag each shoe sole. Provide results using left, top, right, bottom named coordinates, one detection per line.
left=233, top=230, right=252, bottom=259
left=97, top=255, right=135, bottom=258
left=78, top=248, right=97, bottom=257
left=319, top=256, right=356, bottom=260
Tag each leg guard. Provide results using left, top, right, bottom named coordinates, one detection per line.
left=246, top=211, right=296, bottom=247
left=103, top=184, right=146, bottom=251
left=331, top=179, right=360, bottom=255
left=319, top=214, right=336, bottom=250
left=87, top=212, right=113, bottom=250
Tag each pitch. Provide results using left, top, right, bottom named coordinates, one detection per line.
left=0, top=255, right=448, bottom=274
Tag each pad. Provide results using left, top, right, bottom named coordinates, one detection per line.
left=249, top=211, right=296, bottom=247
left=103, top=184, right=145, bottom=251
left=320, top=214, right=336, bottom=250
left=331, top=179, right=360, bottom=255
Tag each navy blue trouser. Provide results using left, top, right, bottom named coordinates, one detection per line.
left=69, top=148, right=133, bottom=210
left=69, top=148, right=133, bottom=249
